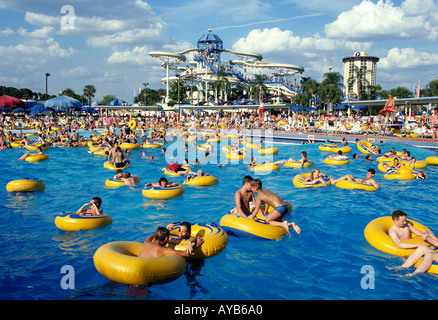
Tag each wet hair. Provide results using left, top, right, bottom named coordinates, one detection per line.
left=392, top=210, right=407, bottom=221
left=242, top=175, right=254, bottom=185
left=91, top=197, right=102, bottom=208
left=158, top=177, right=168, bottom=185
left=367, top=168, right=375, bottom=175
left=249, top=178, right=262, bottom=189
left=154, top=227, right=170, bottom=246
left=180, top=221, right=192, bottom=234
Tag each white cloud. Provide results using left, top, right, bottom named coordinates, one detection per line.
left=86, top=25, right=165, bottom=47
left=60, top=66, right=90, bottom=78
left=0, top=27, right=14, bottom=36
left=379, top=47, right=438, bottom=69
left=17, top=26, right=55, bottom=39
left=232, top=27, right=371, bottom=55
left=107, top=46, right=154, bottom=65
left=325, top=0, right=438, bottom=40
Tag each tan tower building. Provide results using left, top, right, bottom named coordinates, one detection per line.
left=342, top=51, right=379, bottom=100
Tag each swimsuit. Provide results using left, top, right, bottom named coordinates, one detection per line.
left=274, top=204, right=289, bottom=217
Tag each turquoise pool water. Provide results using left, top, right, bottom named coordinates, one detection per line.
left=1, top=130, right=438, bottom=300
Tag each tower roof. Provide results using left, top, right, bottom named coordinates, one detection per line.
left=197, top=29, right=223, bottom=51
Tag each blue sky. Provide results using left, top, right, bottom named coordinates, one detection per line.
left=0, top=0, right=437, bottom=103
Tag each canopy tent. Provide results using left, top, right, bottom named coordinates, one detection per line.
left=44, top=95, right=82, bottom=111
left=108, top=99, right=127, bottom=106
left=81, top=106, right=98, bottom=113
left=0, top=95, right=25, bottom=108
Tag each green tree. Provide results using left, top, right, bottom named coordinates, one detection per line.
left=61, top=88, right=82, bottom=100
left=423, top=79, right=438, bottom=97
left=301, top=78, right=320, bottom=108
left=169, top=78, right=187, bottom=104
left=100, top=95, right=116, bottom=106
left=83, top=84, right=96, bottom=106
left=389, top=86, right=413, bottom=99
left=346, top=66, right=371, bottom=100
left=249, top=74, right=268, bottom=102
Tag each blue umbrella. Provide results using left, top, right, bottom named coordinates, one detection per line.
left=108, top=99, right=127, bottom=106
left=0, top=106, right=10, bottom=112
left=30, top=105, right=51, bottom=115
left=334, top=104, right=348, bottom=110
left=81, top=106, right=98, bottom=113
left=13, top=108, right=30, bottom=113
left=351, top=105, right=367, bottom=110
left=45, top=95, right=82, bottom=111
left=305, top=106, right=317, bottom=112
left=290, top=105, right=304, bottom=111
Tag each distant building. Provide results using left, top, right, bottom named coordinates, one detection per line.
left=342, top=51, right=379, bottom=100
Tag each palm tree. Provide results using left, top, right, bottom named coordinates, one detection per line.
left=301, top=78, right=320, bottom=108
left=320, top=72, right=343, bottom=112
left=347, top=66, right=371, bottom=100
left=213, top=67, right=231, bottom=103
left=249, top=74, right=268, bottom=103
left=83, top=84, right=96, bottom=106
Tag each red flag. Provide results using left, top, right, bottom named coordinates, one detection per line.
left=415, top=81, right=420, bottom=98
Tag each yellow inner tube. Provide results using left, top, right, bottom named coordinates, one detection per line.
left=324, top=157, right=350, bottom=165
left=318, top=143, right=352, bottom=153
left=206, top=137, right=220, bottom=143
left=129, top=119, right=137, bottom=130
left=258, top=147, right=279, bottom=155
left=103, top=160, right=131, bottom=170
left=226, top=152, right=248, bottom=160
left=425, top=157, right=438, bottom=165
left=105, top=176, right=140, bottom=187
left=364, top=216, right=438, bottom=274
left=219, top=202, right=292, bottom=240
left=284, top=161, right=311, bottom=168
left=120, top=143, right=140, bottom=149
left=335, top=179, right=377, bottom=192
left=55, top=212, right=113, bottom=232
left=384, top=167, right=415, bottom=180
left=293, top=172, right=331, bottom=188
left=142, top=184, right=185, bottom=199
left=246, top=143, right=261, bottom=150
left=93, top=241, right=187, bottom=286
left=357, top=140, right=377, bottom=154
left=143, top=144, right=161, bottom=148
left=25, top=144, right=48, bottom=151
left=6, top=179, right=45, bottom=192
left=167, top=223, right=228, bottom=259
left=252, top=163, right=280, bottom=171
left=183, top=175, right=218, bottom=186
left=25, top=154, right=49, bottom=162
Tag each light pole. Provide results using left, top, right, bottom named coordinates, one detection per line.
left=45, top=73, right=51, bottom=100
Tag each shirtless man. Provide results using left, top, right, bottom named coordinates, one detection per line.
left=386, top=210, right=438, bottom=276
left=138, top=227, right=202, bottom=258
left=383, top=93, right=396, bottom=124
left=330, top=168, right=380, bottom=189
left=388, top=210, right=432, bottom=250
left=231, top=175, right=256, bottom=217
left=247, top=179, right=301, bottom=234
